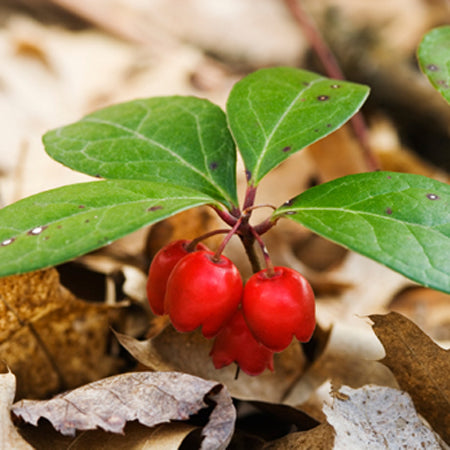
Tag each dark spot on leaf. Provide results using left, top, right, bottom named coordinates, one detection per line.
left=57, top=225, right=63, bottom=229
left=314, top=129, right=319, bottom=132
left=282, top=146, right=291, bottom=153
left=387, top=175, right=392, bottom=179
left=317, top=95, right=329, bottom=101
left=386, top=207, right=393, bottom=215
left=301, top=98, right=306, bottom=102
left=43, top=236, right=50, bottom=241
left=28, top=226, right=48, bottom=236
left=285, top=211, right=297, bottom=215
left=426, top=193, right=439, bottom=200
left=327, top=123, right=332, bottom=128
left=437, top=80, right=449, bottom=88
left=94, top=174, right=102, bottom=178
left=79, top=205, right=85, bottom=209
left=209, top=161, right=218, bottom=170
left=1, top=237, right=15, bottom=246
left=85, top=219, right=90, bottom=223
left=245, top=170, right=252, bottom=181
left=302, top=81, right=310, bottom=86
left=330, top=84, right=341, bottom=89
left=426, top=64, right=439, bottom=71
left=283, top=198, right=294, bottom=207
left=148, top=205, right=163, bottom=212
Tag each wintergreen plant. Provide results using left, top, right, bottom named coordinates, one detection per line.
left=0, top=66, right=448, bottom=293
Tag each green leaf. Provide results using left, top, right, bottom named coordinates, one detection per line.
left=274, top=172, right=450, bottom=293
left=418, top=26, right=450, bottom=104
left=226, top=67, right=370, bottom=185
left=0, top=180, right=215, bottom=277
left=43, top=96, right=238, bottom=209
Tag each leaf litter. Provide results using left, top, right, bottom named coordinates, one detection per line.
left=0, top=0, right=449, bottom=448
left=12, top=371, right=236, bottom=450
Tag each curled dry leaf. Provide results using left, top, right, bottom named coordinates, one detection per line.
left=12, top=371, right=236, bottom=450
left=370, top=312, right=450, bottom=444
left=324, top=385, right=442, bottom=449
left=0, top=371, right=33, bottom=449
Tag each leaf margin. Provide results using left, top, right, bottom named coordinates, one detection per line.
left=273, top=171, right=450, bottom=293
left=0, top=180, right=217, bottom=277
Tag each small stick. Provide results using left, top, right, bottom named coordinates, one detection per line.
left=283, top=0, right=379, bottom=171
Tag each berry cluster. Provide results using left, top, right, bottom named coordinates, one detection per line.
left=146, top=239, right=315, bottom=376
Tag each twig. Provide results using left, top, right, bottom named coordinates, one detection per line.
left=283, top=0, right=379, bottom=171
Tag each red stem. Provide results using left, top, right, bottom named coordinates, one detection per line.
left=250, top=227, right=275, bottom=277
left=187, top=228, right=230, bottom=252
left=253, top=217, right=277, bottom=236
left=213, top=217, right=243, bottom=261
left=242, top=185, right=257, bottom=211
left=211, top=206, right=238, bottom=227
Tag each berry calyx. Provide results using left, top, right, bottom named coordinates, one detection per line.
left=165, top=250, right=243, bottom=338
left=146, top=239, right=208, bottom=315
left=242, top=267, right=315, bottom=352
left=210, top=308, right=274, bottom=376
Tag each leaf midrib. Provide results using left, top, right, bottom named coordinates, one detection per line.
left=0, top=193, right=214, bottom=236
left=287, top=206, right=450, bottom=233
left=249, top=77, right=324, bottom=182
left=63, top=115, right=234, bottom=206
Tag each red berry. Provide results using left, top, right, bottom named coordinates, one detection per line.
left=165, top=250, right=243, bottom=338
left=146, top=239, right=208, bottom=315
left=242, top=267, right=315, bottom=352
left=210, top=309, right=274, bottom=376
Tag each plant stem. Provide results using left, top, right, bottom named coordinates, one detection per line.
left=243, top=185, right=257, bottom=211
left=253, top=217, right=277, bottom=236
left=238, top=228, right=262, bottom=274
left=187, top=228, right=230, bottom=252
left=283, top=0, right=379, bottom=171
left=211, top=206, right=238, bottom=226
left=250, top=227, right=275, bottom=277
left=213, top=217, right=243, bottom=261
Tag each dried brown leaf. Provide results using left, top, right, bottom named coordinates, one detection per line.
left=145, top=206, right=222, bottom=260
left=307, top=125, right=368, bottom=182
left=0, top=269, right=123, bottom=399
left=324, top=385, right=443, bottom=449
left=263, top=423, right=335, bottom=450
left=115, top=326, right=306, bottom=403
left=284, top=321, right=397, bottom=416
left=19, top=419, right=195, bottom=449
left=0, top=371, right=33, bottom=449
left=389, top=287, right=450, bottom=341
left=12, top=371, right=235, bottom=449
left=371, top=312, right=450, bottom=443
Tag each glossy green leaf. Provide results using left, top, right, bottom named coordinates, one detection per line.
left=0, top=180, right=216, bottom=276
left=274, top=172, right=450, bottom=293
left=418, top=26, right=450, bottom=104
left=43, top=96, right=238, bottom=209
left=226, top=67, right=370, bottom=185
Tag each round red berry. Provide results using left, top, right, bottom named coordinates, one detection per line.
left=210, top=308, right=274, bottom=376
left=165, top=250, right=243, bottom=338
left=146, top=239, right=208, bottom=315
left=242, top=267, right=315, bottom=352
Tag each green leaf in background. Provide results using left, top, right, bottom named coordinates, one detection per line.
left=43, top=96, right=238, bottom=209
left=0, top=180, right=215, bottom=277
left=418, top=25, right=450, bottom=104
left=226, top=67, right=370, bottom=185
left=274, top=172, right=450, bottom=293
